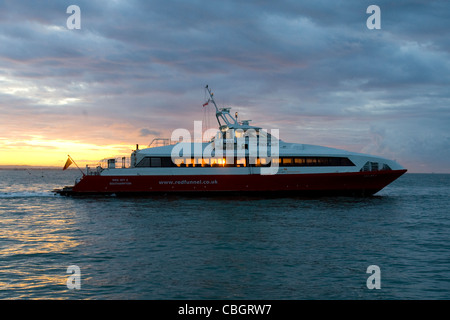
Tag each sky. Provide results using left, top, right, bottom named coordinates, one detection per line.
left=0, top=0, right=449, bottom=172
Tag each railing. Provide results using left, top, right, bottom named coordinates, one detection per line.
left=148, top=138, right=177, bottom=148
left=85, top=156, right=131, bottom=175
left=84, top=139, right=178, bottom=174
left=86, top=166, right=103, bottom=176
left=98, top=156, right=131, bottom=169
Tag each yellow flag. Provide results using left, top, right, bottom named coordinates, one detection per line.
left=63, top=157, right=73, bottom=170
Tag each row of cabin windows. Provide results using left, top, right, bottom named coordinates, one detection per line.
left=135, top=156, right=355, bottom=168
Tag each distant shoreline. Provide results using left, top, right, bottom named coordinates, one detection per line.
left=0, top=166, right=75, bottom=170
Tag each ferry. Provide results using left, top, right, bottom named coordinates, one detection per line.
left=55, top=86, right=407, bottom=196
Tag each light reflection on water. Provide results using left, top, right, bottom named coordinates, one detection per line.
left=0, top=204, right=79, bottom=298
left=0, top=170, right=449, bottom=299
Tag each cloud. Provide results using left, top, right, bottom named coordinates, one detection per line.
left=139, top=128, right=160, bottom=137
left=0, top=0, right=449, bottom=171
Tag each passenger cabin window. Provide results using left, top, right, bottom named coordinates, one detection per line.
left=150, top=157, right=161, bottom=167
left=135, top=156, right=355, bottom=168
left=278, top=157, right=355, bottom=167
left=136, top=156, right=175, bottom=167
left=135, top=157, right=150, bottom=167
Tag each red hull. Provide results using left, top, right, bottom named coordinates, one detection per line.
left=58, top=170, right=407, bottom=196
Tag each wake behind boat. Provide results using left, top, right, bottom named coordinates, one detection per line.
left=55, top=86, right=406, bottom=196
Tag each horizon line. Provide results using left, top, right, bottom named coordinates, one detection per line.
left=0, top=165, right=448, bottom=174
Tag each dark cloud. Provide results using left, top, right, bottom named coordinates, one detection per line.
left=1, top=0, right=449, bottom=172
left=139, top=128, right=160, bottom=137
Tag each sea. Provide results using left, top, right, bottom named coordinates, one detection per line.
left=0, top=169, right=449, bottom=300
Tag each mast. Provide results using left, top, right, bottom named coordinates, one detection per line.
left=204, top=85, right=238, bottom=131
left=205, top=85, right=219, bottom=113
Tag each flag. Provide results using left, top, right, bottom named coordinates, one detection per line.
left=202, top=101, right=209, bottom=107
left=63, top=157, right=73, bottom=170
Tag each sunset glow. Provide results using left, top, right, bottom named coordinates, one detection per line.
left=1, top=1, right=449, bottom=172
left=0, top=136, right=132, bottom=167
